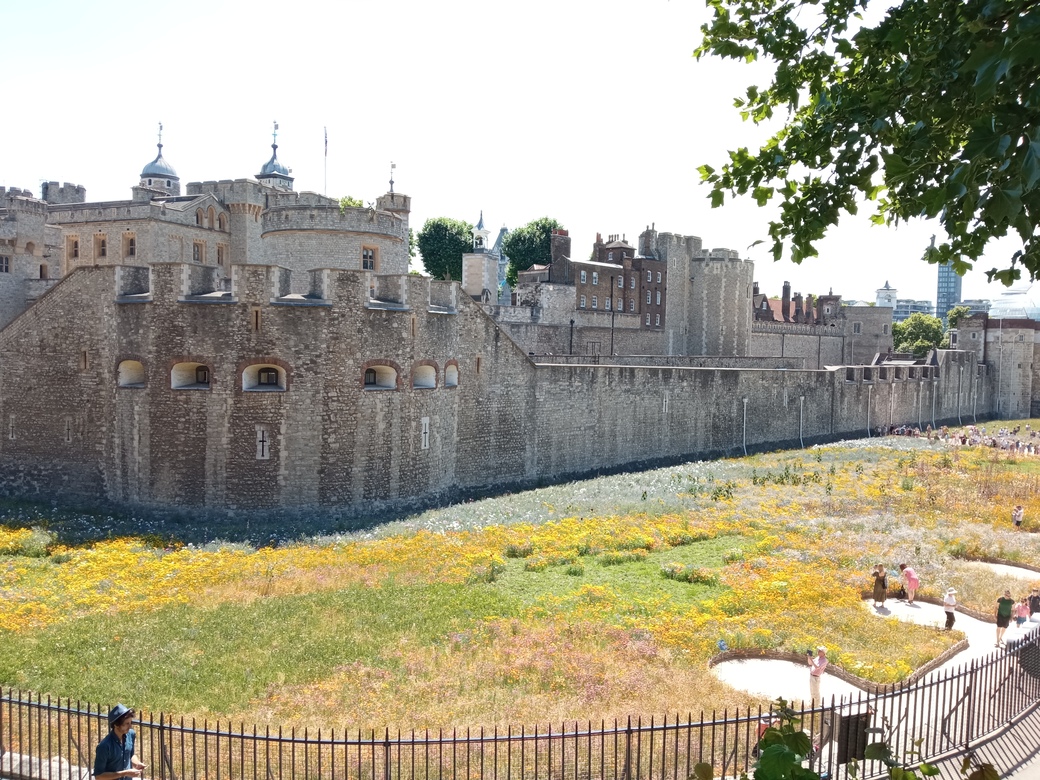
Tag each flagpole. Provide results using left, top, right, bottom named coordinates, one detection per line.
left=324, top=126, right=328, bottom=197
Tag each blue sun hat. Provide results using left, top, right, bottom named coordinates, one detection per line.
left=107, top=703, right=133, bottom=727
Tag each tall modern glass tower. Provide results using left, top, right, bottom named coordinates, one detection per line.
left=936, top=261, right=962, bottom=322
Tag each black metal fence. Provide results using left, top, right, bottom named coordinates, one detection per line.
left=3, top=629, right=1038, bottom=780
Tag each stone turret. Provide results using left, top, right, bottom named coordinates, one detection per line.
left=257, top=123, right=294, bottom=191
left=136, top=125, right=180, bottom=198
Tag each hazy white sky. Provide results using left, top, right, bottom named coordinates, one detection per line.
left=0, top=0, right=1020, bottom=304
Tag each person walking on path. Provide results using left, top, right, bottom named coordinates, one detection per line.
left=94, top=704, right=146, bottom=780
left=996, top=590, right=1016, bottom=646
left=1012, top=504, right=1025, bottom=528
left=1014, top=596, right=1030, bottom=627
left=1029, top=588, right=1040, bottom=619
left=899, top=563, right=920, bottom=605
left=943, top=588, right=957, bottom=630
left=807, top=646, right=828, bottom=702
left=872, top=564, right=888, bottom=608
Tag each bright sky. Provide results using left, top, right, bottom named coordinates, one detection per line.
left=0, top=0, right=1021, bottom=305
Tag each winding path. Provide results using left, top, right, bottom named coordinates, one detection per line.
left=711, top=562, right=1040, bottom=704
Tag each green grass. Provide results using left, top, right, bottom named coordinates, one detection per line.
left=0, top=580, right=522, bottom=713
left=0, top=535, right=750, bottom=713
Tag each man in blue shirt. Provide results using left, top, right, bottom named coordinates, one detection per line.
left=93, top=704, right=146, bottom=780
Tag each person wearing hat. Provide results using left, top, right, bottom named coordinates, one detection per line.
left=93, top=704, right=146, bottom=780
left=806, top=646, right=828, bottom=702
left=943, top=588, right=957, bottom=630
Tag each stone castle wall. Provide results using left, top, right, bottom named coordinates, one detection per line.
left=0, top=264, right=999, bottom=518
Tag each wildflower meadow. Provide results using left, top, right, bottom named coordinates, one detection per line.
left=0, top=419, right=1038, bottom=731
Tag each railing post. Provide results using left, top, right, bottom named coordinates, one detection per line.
left=384, top=727, right=391, bottom=780
left=965, top=660, right=977, bottom=750
left=622, top=715, right=632, bottom=780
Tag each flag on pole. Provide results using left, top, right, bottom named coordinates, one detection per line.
left=324, top=127, right=328, bottom=158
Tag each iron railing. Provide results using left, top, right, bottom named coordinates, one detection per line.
left=2, top=628, right=1038, bottom=780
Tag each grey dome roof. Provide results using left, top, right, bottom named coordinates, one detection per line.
left=260, top=144, right=289, bottom=176
left=141, top=144, right=178, bottom=178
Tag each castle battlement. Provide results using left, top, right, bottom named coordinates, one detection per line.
left=262, top=203, right=408, bottom=239
left=694, top=247, right=745, bottom=262
left=40, top=182, right=87, bottom=205
left=187, top=179, right=268, bottom=205
left=111, top=263, right=459, bottom=313
left=264, top=190, right=339, bottom=209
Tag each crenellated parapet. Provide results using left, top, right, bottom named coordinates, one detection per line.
left=187, top=179, right=268, bottom=208
left=261, top=202, right=408, bottom=239
left=111, top=263, right=461, bottom=314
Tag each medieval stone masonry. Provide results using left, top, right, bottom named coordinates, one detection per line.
left=0, top=132, right=1036, bottom=518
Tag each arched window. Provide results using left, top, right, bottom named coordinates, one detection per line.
left=445, top=364, right=459, bottom=387
left=218, top=213, right=228, bottom=231
left=195, top=210, right=204, bottom=226
left=412, top=365, right=436, bottom=389
left=363, top=365, right=397, bottom=390
left=207, top=207, right=216, bottom=229
left=171, top=362, right=211, bottom=389
left=117, top=360, right=145, bottom=388
left=71, top=240, right=79, bottom=259
left=242, top=364, right=286, bottom=392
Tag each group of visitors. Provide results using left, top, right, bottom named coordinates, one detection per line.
left=870, top=562, right=919, bottom=608
left=942, top=423, right=1040, bottom=455
left=995, top=589, right=1040, bottom=647
left=869, top=564, right=1040, bottom=645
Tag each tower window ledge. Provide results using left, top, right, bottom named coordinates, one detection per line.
left=366, top=300, right=410, bottom=312
left=273, top=293, right=331, bottom=307
left=427, top=305, right=458, bottom=315
left=116, top=293, right=153, bottom=304
left=180, top=292, right=236, bottom=304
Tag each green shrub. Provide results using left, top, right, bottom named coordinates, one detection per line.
left=0, top=527, right=55, bottom=558
left=504, top=542, right=534, bottom=558
left=599, top=550, right=648, bottom=566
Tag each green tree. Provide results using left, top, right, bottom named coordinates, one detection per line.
left=503, top=217, right=563, bottom=287
left=945, top=304, right=972, bottom=329
left=695, top=0, right=1040, bottom=285
left=339, top=195, right=363, bottom=211
left=417, top=217, right=473, bottom=281
left=893, top=312, right=945, bottom=357
left=408, top=228, right=417, bottom=261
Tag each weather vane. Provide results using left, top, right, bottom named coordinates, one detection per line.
left=389, top=161, right=396, bottom=202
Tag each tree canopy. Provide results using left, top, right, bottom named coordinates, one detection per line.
left=892, top=312, right=945, bottom=357
left=695, top=0, right=1040, bottom=284
left=339, top=195, right=363, bottom=211
left=503, top=217, right=564, bottom=287
left=945, top=304, right=972, bottom=328
left=417, top=217, right=473, bottom=281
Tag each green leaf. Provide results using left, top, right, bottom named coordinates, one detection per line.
left=693, top=761, right=714, bottom=780
left=864, top=743, right=892, bottom=762
left=1021, top=141, right=1040, bottom=190
left=918, top=762, right=940, bottom=776
left=785, top=730, right=812, bottom=756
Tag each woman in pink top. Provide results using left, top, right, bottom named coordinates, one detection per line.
left=899, top=563, right=920, bottom=605
left=1015, top=597, right=1030, bottom=627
